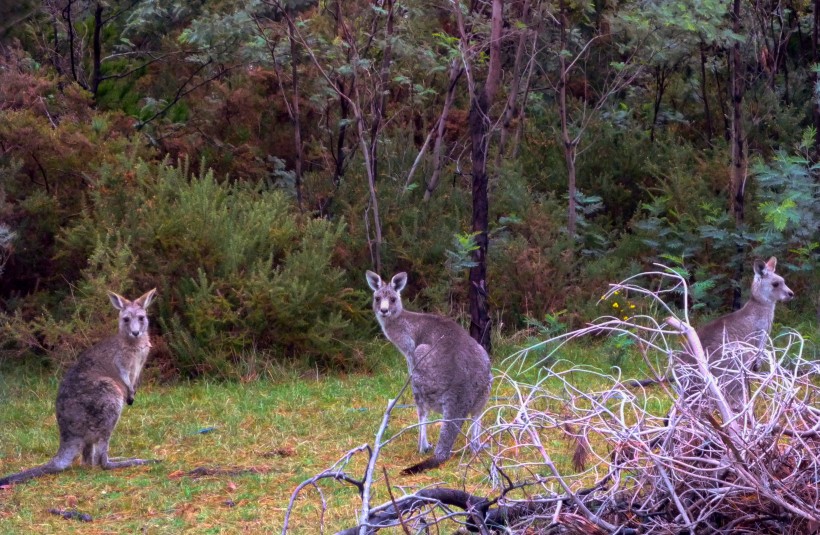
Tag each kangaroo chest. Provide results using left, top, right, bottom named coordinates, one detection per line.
left=378, top=318, right=419, bottom=364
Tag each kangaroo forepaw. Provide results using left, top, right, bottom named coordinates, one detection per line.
left=126, top=395, right=134, bottom=406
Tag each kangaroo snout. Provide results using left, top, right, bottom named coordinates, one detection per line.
left=783, top=288, right=795, bottom=301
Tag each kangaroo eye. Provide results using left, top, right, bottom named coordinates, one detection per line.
left=772, top=282, right=780, bottom=288
left=390, top=297, right=396, bottom=303
left=138, top=316, right=145, bottom=322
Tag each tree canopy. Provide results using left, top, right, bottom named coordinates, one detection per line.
left=0, top=0, right=817, bottom=375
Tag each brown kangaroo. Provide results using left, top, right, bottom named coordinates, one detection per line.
left=0, top=288, right=158, bottom=486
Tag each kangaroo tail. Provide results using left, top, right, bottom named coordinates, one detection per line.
left=401, top=455, right=446, bottom=475
left=625, top=375, right=674, bottom=388
left=0, top=460, right=64, bottom=486
left=401, top=418, right=461, bottom=476
left=561, top=423, right=590, bottom=472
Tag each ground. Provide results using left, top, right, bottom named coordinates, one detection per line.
left=0, top=341, right=653, bottom=534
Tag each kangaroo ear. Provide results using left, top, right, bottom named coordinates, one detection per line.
left=391, top=272, right=408, bottom=293
left=765, top=256, right=777, bottom=273
left=134, top=288, right=157, bottom=309
left=108, top=291, right=130, bottom=311
left=365, top=271, right=383, bottom=291
left=753, top=258, right=771, bottom=277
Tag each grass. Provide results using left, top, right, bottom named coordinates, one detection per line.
left=0, top=338, right=658, bottom=534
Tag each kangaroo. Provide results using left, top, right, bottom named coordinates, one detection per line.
left=0, top=288, right=158, bottom=486
left=691, top=256, right=793, bottom=406
left=629, top=257, right=793, bottom=406
left=366, top=271, right=492, bottom=475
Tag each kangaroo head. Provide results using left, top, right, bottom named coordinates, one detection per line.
left=366, top=271, right=407, bottom=320
left=751, top=257, right=794, bottom=305
left=108, top=288, right=157, bottom=339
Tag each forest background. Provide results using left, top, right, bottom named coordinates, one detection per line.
left=0, top=0, right=818, bottom=378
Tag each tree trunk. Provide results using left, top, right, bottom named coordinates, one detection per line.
left=468, top=94, right=491, bottom=351
left=511, top=36, right=537, bottom=159
left=424, top=59, right=462, bottom=201
left=91, top=2, right=103, bottom=99
left=729, top=0, right=746, bottom=225
left=558, top=0, right=577, bottom=238
left=287, top=12, right=304, bottom=210
left=699, top=42, right=714, bottom=143
left=51, top=10, right=62, bottom=76
left=63, top=0, right=79, bottom=86
left=729, top=0, right=746, bottom=310
left=814, top=0, right=820, bottom=153
left=331, top=1, right=349, bottom=189
left=714, top=51, right=731, bottom=142
left=466, top=0, right=503, bottom=353
left=649, top=66, right=668, bottom=143
left=333, top=78, right=350, bottom=188
left=495, top=0, right=532, bottom=168
left=367, top=0, right=394, bottom=190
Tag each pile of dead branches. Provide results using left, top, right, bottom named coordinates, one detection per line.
left=283, top=268, right=820, bottom=534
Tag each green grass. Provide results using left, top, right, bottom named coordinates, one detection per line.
left=0, top=339, right=660, bottom=534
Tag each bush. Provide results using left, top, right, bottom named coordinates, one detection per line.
left=2, top=157, right=365, bottom=377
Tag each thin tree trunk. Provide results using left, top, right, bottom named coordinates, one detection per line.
left=287, top=12, right=304, bottom=210
left=333, top=78, right=350, bottom=188
left=51, top=11, right=62, bottom=75
left=814, top=0, right=820, bottom=152
left=367, top=0, right=394, bottom=189
left=511, top=33, right=537, bottom=159
left=729, top=0, right=746, bottom=310
left=63, top=0, right=79, bottom=86
left=91, top=2, right=103, bottom=98
left=332, top=1, right=350, bottom=188
left=714, top=51, right=731, bottom=142
left=649, top=66, right=676, bottom=143
left=649, top=66, right=667, bottom=143
left=424, top=59, right=462, bottom=201
left=354, top=81, right=383, bottom=274
left=495, top=0, right=531, bottom=168
left=699, top=42, right=714, bottom=143
left=558, top=0, right=578, bottom=238
left=729, top=0, right=746, bottom=225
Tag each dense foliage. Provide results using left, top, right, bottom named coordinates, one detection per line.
left=0, top=0, right=817, bottom=376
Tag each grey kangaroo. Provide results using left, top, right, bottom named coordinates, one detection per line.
left=692, top=256, right=793, bottom=406
left=0, top=288, right=158, bottom=486
left=366, top=271, right=492, bottom=475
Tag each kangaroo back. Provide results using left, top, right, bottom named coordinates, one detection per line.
left=366, top=271, right=492, bottom=475
left=0, top=288, right=158, bottom=487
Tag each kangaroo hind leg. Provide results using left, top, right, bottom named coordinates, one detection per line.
left=416, top=403, right=431, bottom=453
left=468, top=390, right=490, bottom=452
left=95, top=439, right=156, bottom=470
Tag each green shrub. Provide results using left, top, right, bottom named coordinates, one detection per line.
left=3, top=157, right=365, bottom=377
